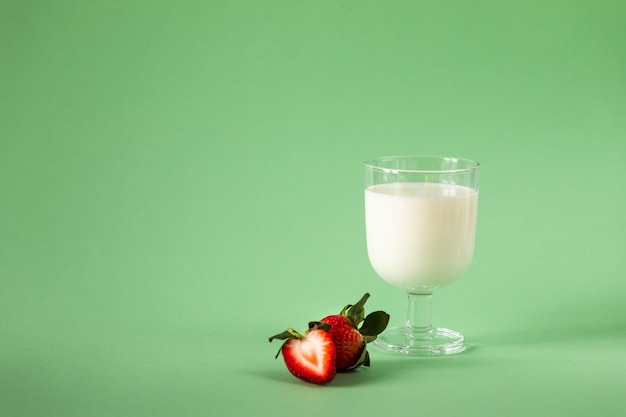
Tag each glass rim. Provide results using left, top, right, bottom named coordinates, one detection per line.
left=364, top=155, right=480, bottom=174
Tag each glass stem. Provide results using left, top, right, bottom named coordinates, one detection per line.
left=406, top=292, right=433, bottom=342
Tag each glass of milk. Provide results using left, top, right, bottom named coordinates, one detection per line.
left=364, top=156, right=479, bottom=356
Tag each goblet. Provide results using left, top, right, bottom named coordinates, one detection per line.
left=364, top=156, right=479, bottom=356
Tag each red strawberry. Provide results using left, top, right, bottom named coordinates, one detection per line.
left=319, top=314, right=364, bottom=370
left=269, top=322, right=336, bottom=384
left=321, top=293, right=390, bottom=371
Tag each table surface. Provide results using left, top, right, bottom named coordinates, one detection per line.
left=2, top=1, right=625, bottom=416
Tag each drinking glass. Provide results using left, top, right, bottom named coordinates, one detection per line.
left=364, top=156, right=479, bottom=356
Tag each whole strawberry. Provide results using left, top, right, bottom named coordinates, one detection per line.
left=269, top=322, right=336, bottom=384
left=321, top=293, right=390, bottom=371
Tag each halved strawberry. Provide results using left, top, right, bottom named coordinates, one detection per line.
left=321, top=293, right=390, bottom=371
left=269, top=322, right=336, bottom=385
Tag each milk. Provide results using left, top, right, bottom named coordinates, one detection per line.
left=365, top=182, right=478, bottom=293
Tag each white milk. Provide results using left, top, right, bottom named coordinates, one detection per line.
left=365, top=182, right=478, bottom=293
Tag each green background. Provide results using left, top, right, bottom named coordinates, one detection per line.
left=2, top=1, right=625, bottom=416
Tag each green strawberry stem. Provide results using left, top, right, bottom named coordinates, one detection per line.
left=338, top=293, right=390, bottom=343
left=343, top=293, right=370, bottom=327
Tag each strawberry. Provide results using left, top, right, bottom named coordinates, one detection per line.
left=320, top=293, right=390, bottom=371
left=319, top=314, right=363, bottom=371
left=269, top=322, right=336, bottom=384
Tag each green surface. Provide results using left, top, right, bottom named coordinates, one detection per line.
left=2, top=1, right=625, bottom=416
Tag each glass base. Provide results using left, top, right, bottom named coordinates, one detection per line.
left=373, top=326, right=465, bottom=356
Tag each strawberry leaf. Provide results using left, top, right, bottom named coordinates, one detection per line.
left=268, top=328, right=302, bottom=342
left=308, top=321, right=332, bottom=332
left=359, top=311, right=390, bottom=339
left=346, top=293, right=370, bottom=327
left=269, top=328, right=303, bottom=358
